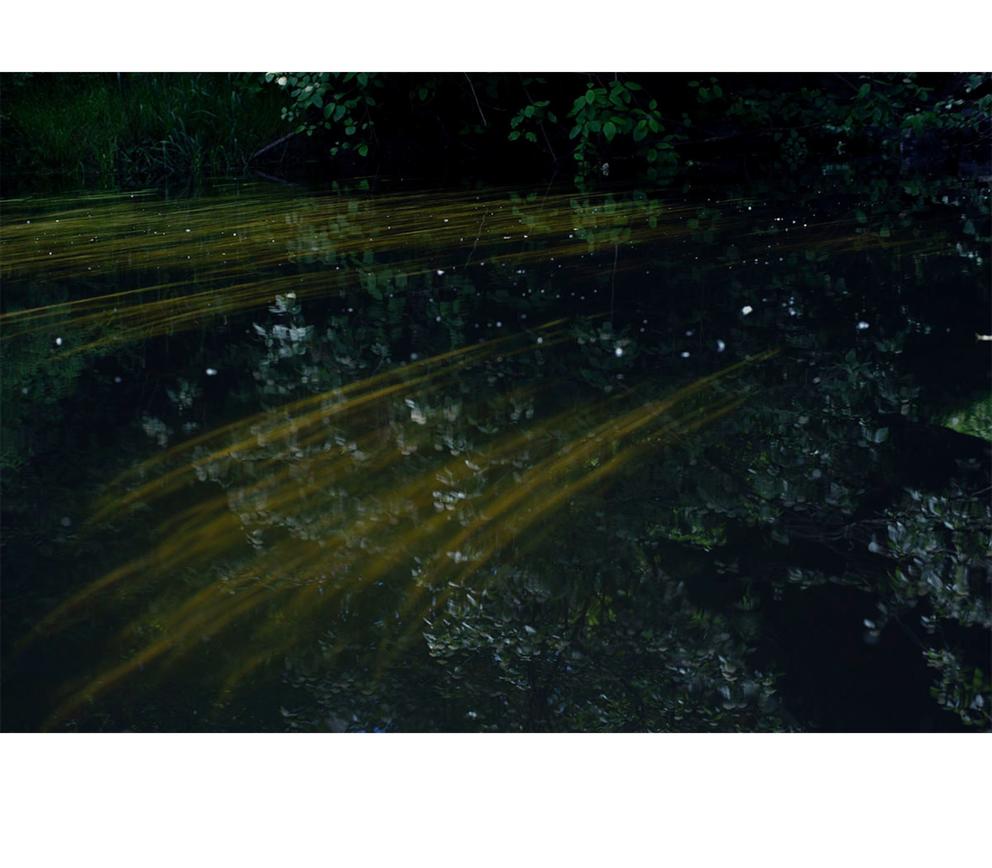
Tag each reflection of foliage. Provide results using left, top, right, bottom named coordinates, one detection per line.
left=287, top=558, right=786, bottom=732
left=873, top=477, right=991, bottom=727
left=940, top=393, right=992, bottom=442
left=6, top=167, right=989, bottom=732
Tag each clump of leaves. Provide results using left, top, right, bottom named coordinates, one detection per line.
left=265, top=72, right=380, bottom=159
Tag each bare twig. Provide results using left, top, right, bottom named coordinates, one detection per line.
left=464, top=74, right=488, bottom=128
left=249, top=131, right=299, bottom=163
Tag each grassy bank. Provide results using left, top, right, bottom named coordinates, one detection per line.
left=0, top=73, right=285, bottom=190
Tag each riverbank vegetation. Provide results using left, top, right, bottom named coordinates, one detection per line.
left=2, top=73, right=989, bottom=191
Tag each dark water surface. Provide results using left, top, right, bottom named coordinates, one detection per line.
left=2, top=170, right=989, bottom=731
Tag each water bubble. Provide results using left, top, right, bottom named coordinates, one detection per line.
left=716, top=339, right=726, bottom=352
left=741, top=305, right=753, bottom=316
left=55, top=337, right=63, bottom=346
left=681, top=351, right=691, bottom=358
left=614, top=346, right=624, bottom=358
left=856, top=321, right=870, bottom=331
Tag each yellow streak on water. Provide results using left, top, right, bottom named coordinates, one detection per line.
left=37, top=331, right=777, bottom=723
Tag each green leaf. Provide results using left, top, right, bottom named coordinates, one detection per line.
left=855, top=209, right=867, bottom=224
left=508, top=130, right=521, bottom=141
left=357, top=73, right=369, bottom=86
left=603, top=121, right=617, bottom=141
left=857, top=83, right=871, bottom=99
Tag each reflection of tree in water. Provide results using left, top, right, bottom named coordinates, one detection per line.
left=4, top=170, right=989, bottom=730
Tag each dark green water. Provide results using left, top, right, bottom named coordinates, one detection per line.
left=2, top=169, right=989, bottom=731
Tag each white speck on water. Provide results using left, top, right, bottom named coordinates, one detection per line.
left=114, top=376, right=122, bottom=384
left=681, top=351, right=691, bottom=358
left=741, top=305, right=753, bottom=316
left=61, top=516, right=72, bottom=527
left=614, top=346, right=624, bottom=358
left=436, top=269, right=445, bottom=276
left=410, top=352, right=419, bottom=361
left=206, top=368, right=218, bottom=376
left=495, top=321, right=502, bottom=328
left=685, top=329, right=695, bottom=336
left=856, top=321, right=870, bottom=331
left=185, top=228, right=191, bottom=233
left=716, top=339, right=726, bottom=352
left=55, top=337, right=63, bottom=346
left=537, top=337, right=544, bottom=344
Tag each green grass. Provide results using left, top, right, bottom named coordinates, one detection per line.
left=1, top=73, right=286, bottom=188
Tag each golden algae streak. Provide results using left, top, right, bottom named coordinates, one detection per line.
left=31, top=322, right=567, bottom=641
left=41, top=333, right=778, bottom=724
left=2, top=182, right=930, bottom=357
